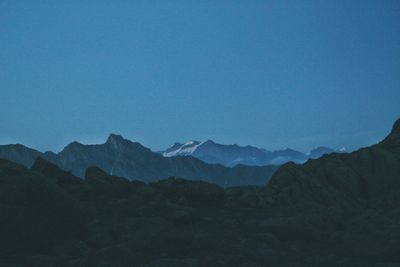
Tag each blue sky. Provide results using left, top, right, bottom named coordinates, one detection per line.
left=0, top=1, right=399, bottom=152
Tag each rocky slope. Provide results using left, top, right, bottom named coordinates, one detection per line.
left=258, top=118, right=400, bottom=264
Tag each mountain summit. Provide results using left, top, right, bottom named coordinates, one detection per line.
left=106, top=133, right=126, bottom=145
left=160, top=140, right=338, bottom=167
left=381, top=118, right=400, bottom=148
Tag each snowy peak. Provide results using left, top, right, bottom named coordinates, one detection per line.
left=160, top=140, right=274, bottom=166
left=160, top=140, right=340, bottom=167
left=162, top=140, right=202, bottom=157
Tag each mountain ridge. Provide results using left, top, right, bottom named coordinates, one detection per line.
left=0, top=118, right=399, bottom=266
left=160, top=140, right=339, bottom=166
left=0, top=135, right=278, bottom=187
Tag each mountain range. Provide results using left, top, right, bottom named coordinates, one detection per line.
left=0, top=134, right=278, bottom=187
left=160, top=140, right=340, bottom=166
left=0, top=118, right=399, bottom=266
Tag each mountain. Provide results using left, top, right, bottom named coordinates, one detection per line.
left=267, top=148, right=308, bottom=165
left=308, top=146, right=335, bottom=159
left=266, top=120, right=400, bottom=208
left=160, top=140, right=337, bottom=166
left=162, top=140, right=270, bottom=166
left=0, top=119, right=399, bottom=266
left=255, top=118, right=400, bottom=264
left=0, top=144, right=43, bottom=167
left=0, top=134, right=278, bottom=187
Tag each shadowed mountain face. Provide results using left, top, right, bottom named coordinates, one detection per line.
left=0, top=119, right=399, bottom=266
left=0, top=144, right=42, bottom=167
left=160, top=140, right=338, bottom=166
left=0, top=134, right=278, bottom=187
left=266, top=119, right=400, bottom=207
left=257, top=119, right=400, bottom=263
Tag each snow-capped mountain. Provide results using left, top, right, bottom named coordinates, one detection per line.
left=160, top=140, right=340, bottom=167
left=162, top=141, right=202, bottom=157
left=0, top=134, right=278, bottom=186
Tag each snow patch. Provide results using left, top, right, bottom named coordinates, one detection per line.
left=162, top=141, right=204, bottom=157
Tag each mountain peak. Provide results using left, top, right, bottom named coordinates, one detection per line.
left=202, top=140, right=216, bottom=146
left=390, top=118, right=400, bottom=137
left=62, top=141, right=83, bottom=152
left=105, top=134, right=130, bottom=151
left=381, top=118, right=400, bottom=147
left=184, top=140, right=201, bottom=146
left=106, top=134, right=125, bottom=143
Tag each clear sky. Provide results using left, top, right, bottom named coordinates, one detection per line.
left=1, top=1, right=399, bottom=153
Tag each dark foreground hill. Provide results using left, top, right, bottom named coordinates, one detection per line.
left=0, top=135, right=278, bottom=187
left=0, top=119, right=399, bottom=266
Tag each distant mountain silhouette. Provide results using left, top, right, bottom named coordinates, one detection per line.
left=160, top=140, right=338, bottom=166
left=0, top=134, right=277, bottom=187
left=307, top=146, right=335, bottom=159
